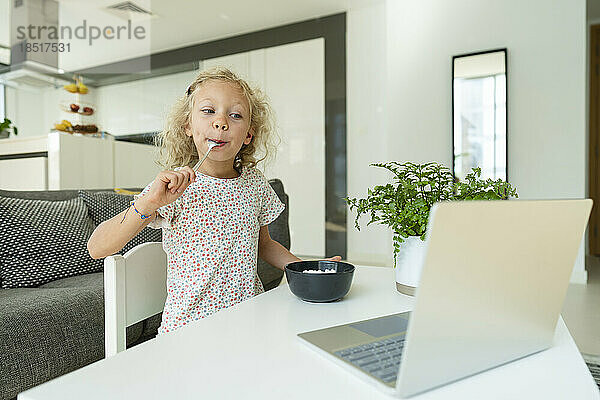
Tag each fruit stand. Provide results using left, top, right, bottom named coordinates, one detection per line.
left=53, top=76, right=99, bottom=135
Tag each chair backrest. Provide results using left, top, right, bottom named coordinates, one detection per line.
left=104, top=242, right=167, bottom=357
left=258, top=178, right=290, bottom=290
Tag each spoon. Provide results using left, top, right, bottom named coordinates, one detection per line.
left=193, top=141, right=218, bottom=172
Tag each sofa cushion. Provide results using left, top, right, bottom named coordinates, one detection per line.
left=0, top=196, right=102, bottom=289
left=38, top=273, right=157, bottom=345
left=78, top=190, right=162, bottom=255
left=38, top=272, right=156, bottom=340
left=0, top=286, right=105, bottom=399
left=0, top=189, right=80, bottom=202
left=39, top=272, right=157, bottom=347
left=0, top=284, right=149, bottom=400
left=38, top=271, right=105, bottom=288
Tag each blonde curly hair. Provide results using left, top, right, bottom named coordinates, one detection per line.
left=155, top=67, right=278, bottom=172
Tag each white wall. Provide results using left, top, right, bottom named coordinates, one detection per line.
left=5, top=86, right=47, bottom=137
left=383, top=0, right=587, bottom=282
left=386, top=0, right=585, bottom=196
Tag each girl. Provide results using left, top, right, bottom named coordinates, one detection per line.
left=87, top=67, right=340, bottom=335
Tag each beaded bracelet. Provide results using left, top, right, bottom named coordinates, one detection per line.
left=130, top=200, right=152, bottom=219
left=120, top=200, right=153, bottom=224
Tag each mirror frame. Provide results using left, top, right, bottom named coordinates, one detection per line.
left=452, top=48, right=508, bottom=182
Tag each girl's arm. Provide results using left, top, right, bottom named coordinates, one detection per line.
left=87, top=196, right=159, bottom=259
left=87, top=167, right=196, bottom=259
left=258, top=226, right=301, bottom=270
left=258, top=226, right=341, bottom=270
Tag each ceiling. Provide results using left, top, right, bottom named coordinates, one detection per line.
left=58, top=0, right=378, bottom=54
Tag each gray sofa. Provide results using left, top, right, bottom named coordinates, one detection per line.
left=0, top=180, right=290, bottom=400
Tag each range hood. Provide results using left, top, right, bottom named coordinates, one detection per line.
left=0, top=60, right=75, bottom=91
left=0, top=0, right=85, bottom=91
left=1, top=0, right=153, bottom=90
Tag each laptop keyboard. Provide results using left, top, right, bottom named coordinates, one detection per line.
left=334, top=336, right=405, bottom=384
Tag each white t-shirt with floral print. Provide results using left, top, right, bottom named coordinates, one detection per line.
left=135, top=166, right=285, bottom=335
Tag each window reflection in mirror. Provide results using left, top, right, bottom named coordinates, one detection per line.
left=452, top=49, right=507, bottom=181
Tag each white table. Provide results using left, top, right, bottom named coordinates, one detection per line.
left=19, top=266, right=600, bottom=399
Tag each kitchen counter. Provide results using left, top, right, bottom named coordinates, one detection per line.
left=0, top=134, right=50, bottom=156
left=0, top=132, right=159, bottom=190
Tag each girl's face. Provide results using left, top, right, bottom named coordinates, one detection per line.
left=185, top=80, right=253, bottom=167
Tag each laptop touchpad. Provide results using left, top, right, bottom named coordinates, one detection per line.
left=349, top=314, right=409, bottom=338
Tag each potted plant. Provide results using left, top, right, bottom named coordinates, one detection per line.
left=346, top=161, right=518, bottom=295
left=0, top=118, right=18, bottom=139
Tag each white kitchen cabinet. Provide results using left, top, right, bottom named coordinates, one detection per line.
left=0, top=157, right=47, bottom=190
left=203, top=38, right=326, bottom=258
left=113, top=140, right=161, bottom=188
left=0, top=132, right=159, bottom=190
left=47, top=132, right=114, bottom=189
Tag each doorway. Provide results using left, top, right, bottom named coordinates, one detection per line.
left=589, top=24, right=600, bottom=255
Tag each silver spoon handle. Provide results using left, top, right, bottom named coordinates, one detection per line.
left=193, top=147, right=213, bottom=172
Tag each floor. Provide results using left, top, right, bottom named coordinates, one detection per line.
left=561, top=256, right=600, bottom=388
left=562, top=256, right=600, bottom=356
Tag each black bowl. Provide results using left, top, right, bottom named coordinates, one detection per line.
left=285, top=260, right=355, bottom=303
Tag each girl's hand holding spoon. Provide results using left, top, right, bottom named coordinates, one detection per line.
left=139, top=142, right=218, bottom=210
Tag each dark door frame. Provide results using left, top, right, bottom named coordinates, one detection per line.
left=589, top=25, right=600, bottom=255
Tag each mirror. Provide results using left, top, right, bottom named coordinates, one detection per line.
left=452, top=49, right=507, bottom=181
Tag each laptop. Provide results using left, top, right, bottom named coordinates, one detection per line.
left=298, top=199, right=592, bottom=397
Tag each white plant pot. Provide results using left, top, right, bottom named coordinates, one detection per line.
left=394, top=236, right=427, bottom=296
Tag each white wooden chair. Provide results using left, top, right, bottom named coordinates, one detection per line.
left=104, top=242, right=167, bottom=357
